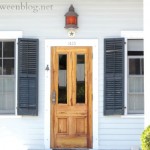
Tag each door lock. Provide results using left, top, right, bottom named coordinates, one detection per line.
left=51, top=91, right=56, bottom=104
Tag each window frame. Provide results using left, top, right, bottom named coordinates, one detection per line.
left=121, top=31, right=144, bottom=116
left=0, top=31, right=22, bottom=116
left=0, top=40, right=16, bottom=114
left=127, top=56, right=144, bottom=114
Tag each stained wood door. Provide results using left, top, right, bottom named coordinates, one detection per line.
left=51, top=46, right=92, bottom=148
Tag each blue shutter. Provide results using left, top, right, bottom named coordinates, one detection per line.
left=18, top=38, right=39, bottom=115
left=104, top=38, right=125, bottom=115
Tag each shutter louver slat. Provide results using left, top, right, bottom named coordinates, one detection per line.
left=104, top=38, right=124, bottom=115
left=18, top=38, right=38, bottom=116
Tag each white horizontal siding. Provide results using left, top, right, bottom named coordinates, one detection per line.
left=0, top=0, right=143, bottom=149
left=100, top=123, right=143, bottom=129
left=99, top=117, right=144, bottom=124
left=0, top=118, right=44, bottom=150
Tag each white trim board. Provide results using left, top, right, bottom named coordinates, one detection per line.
left=44, top=39, right=99, bottom=149
left=0, top=31, right=22, bottom=39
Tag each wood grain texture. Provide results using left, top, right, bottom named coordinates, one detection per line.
left=51, top=47, right=92, bottom=148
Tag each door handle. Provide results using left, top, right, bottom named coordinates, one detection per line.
left=51, top=91, right=56, bottom=104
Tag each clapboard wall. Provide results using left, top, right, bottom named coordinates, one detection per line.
left=0, top=0, right=143, bottom=149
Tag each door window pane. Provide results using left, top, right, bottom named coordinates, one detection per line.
left=58, top=55, right=67, bottom=104
left=3, top=42, right=14, bottom=57
left=76, top=55, right=85, bottom=103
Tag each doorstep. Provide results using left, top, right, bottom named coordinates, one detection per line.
left=52, top=149, right=90, bottom=150
left=29, top=149, right=94, bottom=150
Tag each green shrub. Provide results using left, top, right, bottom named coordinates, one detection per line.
left=141, top=125, right=150, bottom=150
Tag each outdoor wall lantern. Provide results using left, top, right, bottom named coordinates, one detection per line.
left=65, top=5, right=78, bottom=38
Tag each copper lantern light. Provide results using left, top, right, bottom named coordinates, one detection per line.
left=65, top=5, right=78, bottom=29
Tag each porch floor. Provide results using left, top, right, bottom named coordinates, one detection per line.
left=52, top=149, right=90, bottom=150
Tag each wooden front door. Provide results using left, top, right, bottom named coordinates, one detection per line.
left=51, top=46, right=92, bottom=148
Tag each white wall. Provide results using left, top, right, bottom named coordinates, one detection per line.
left=0, top=0, right=143, bottom=149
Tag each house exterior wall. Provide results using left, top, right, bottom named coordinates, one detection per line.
left=144, top=0, right=150, bottom=128
left=0, top=0, right=143, bottom=150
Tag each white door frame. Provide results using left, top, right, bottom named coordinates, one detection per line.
left=44, top=39, right=99, bottom=149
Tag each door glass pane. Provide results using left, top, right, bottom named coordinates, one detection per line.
left=58, top=55, right=67, bottom=104
left=3, top=42, right=14, bottom=58
left=76, top=55, right=85, bottom=103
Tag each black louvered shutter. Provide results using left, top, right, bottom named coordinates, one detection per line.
left=18, top=38, right=39, bottom=115
left=104, top=38, right=124, bottom=115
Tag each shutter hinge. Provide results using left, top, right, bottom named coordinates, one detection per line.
left=124, top=42, right=126, bottom=44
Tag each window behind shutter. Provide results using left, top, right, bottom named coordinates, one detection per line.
left=104, top=38, right=124, bottom=115
left=18, top=38, right=38, bottom=115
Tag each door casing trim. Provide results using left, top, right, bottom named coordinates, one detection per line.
left=44, top=39, right=99, bottom=149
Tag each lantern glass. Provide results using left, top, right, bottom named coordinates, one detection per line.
left=66, top=16, right=77, bottom=25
